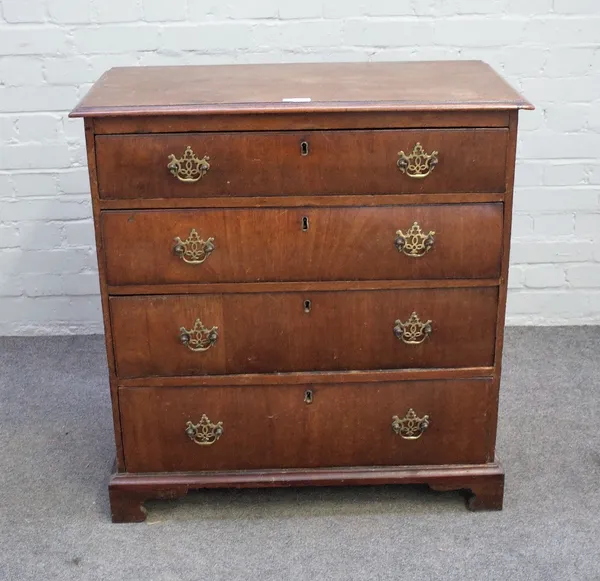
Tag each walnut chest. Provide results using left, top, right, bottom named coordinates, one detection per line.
left=70, top=61, right=532, bottom=522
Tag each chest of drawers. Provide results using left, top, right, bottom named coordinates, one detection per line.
left=70, top=61, right=532, bottom=522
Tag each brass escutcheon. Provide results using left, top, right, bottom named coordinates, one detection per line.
left=395, top=222, right=435, bottom=257
left=167, top=146, right=210, bottom=182
left=391, top=409, right=430, bottom=440
left=397, top=142, right=439, bottom=178
left=180, top=318, right=218, bottom=352
left=393, top=312, right=432, bottom=345
left=185, top=414, right=224, bottom=445
left=173, top=228, right=215, bottom=264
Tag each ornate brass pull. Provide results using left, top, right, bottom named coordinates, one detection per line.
left=395, top=222, right=435, bottom=257
left=393, top=312, right=432, bottom=345
left=392, top=409, right=430, bottom=440
left=167, top=146, right=210, bottom=182
left=180, top=319, right=218, bottom=352
left=173, top=229, right=215, bottom=264
left=397, top=143, right=438, bottom=179
left=185, top=414, right=223, bottom=446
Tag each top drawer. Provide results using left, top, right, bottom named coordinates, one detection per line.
left=95, top=129, right=508, bottom=199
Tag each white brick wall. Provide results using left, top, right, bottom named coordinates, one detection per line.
left=0, top=0, right=599, bottom=334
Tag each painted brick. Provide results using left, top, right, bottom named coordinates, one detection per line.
left=16, top=114, right=62, bottom=142
left=434, top=19, right=525, bottom=47
left=553, top=0, right=599, bottom=13
left=95, top=0, right=142, bottom=23
left=323, top=1, right=364, bottom=19
left=574, top=214, right=600, bottom=238
left=19, top=249, right=96, bottom=275
left=142, top=0, right=187, bottom=21
left=533, top=214, right=575, bottom=237
left=567, top=265, right=600, bottom=288
left=57, top=169, right=91, bottom=195
left=544, top=48, right=596, bottom=77
left=0, top=86, right=79, bottom=113
left=511, top=214, right=534, bottom=237
left=524, top=265, right=567, bottom=288
left=0, top=56, right=45, bottom=86
left=511, top=240, right=594, bottom=264
left=2, top=0, right=47, bottom=23
left=10, top=173, right=58, bottom=197
left=513, top=189, right=599, bottom=212
left=0, top=225, right=20, bottom=248
left=62, top=221, right=96, bottom=247
left=508, top=265, right=526, bottom=289
left=545, top=105, right=590, bottom=134
left=0, top=1, right=599, bottom=332
left=0, top=274, right=23, bottom=297
left=44, top=57, right=95, bottom=85
left=23, top=272, right=100, bottom=296
left=73, top=26, right=161, bottom=54
left=588, top=166, right=600, bottom=185
left=0, top=174, right=14, bottom=197
left=0, top=27, right=70, bottom=56
left=47, top=0, right=93, bottom=23
left=279, top=1, right=323, bottom=19
left=19, top=222, right=63, bottom=250
left=543, top=163, right=589, bottom=187
left=344, top=20, right=434, bottom=47
left=0, top=144, right=72, bottom=170
left=161, top=24, right=253, bottom=51
left=0, top=198, right=91, bottom=221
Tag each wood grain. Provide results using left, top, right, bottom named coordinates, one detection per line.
left=109, top=287, right=498, bottom=378
left=98, top=192, right=506, bottom=211
left=101, top=204, right=504, bottom=285
left=68, top=61, right=531, bottom=520
left=109, top=462, right=505, bottom=522
left=93, top=110, right=510, bottom=134
left=70, top=61, right=533, bottom=118
left=95, top=129, right=508, bottom=198
left=118, top=379, right=494, bottom=472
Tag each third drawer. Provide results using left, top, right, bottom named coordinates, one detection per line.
left=101, top=204, right=504, bottom=285
left=110, top=287, right=498, bottom=378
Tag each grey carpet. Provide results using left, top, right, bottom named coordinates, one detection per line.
left=0, top=328, right=599, bottom=581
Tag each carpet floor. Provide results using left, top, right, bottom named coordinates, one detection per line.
left=0, top=328, right=599, bottom=581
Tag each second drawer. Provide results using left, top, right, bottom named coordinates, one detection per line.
left=110, top=287, right=498, bottom=378
left=102, top=204, right=504, bottom=285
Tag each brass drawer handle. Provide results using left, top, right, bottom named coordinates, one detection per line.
left=393, top=312, right=432, bottom=345
left=173, top=229, right=215, bottom=264
left=180, top=318, right=218, bottom=352
left=185, top=414, right=223, bottom=446
left=167, top=146, right=210, bottom=182
left=392, top=409, right=430, bottom=440
left=397, top=142, right=438, bottom=178
left=395, top=222, right=435, bottom=257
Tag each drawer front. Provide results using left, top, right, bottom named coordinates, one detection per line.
left=110, top=288, right=498, bottom=378
left=119, top=380, right=494, bottom=472
left=102, top=204, right=503, bottom=285
left=95, top=129, right=508, bottom=199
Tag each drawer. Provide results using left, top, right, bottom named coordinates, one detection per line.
left=95, top=129, right=508, bottom=199
left=119, top=379, right=494, bottom=472
left=110, top=287, right=498, bottom=378
left=102, top=204, right=503, bottom=285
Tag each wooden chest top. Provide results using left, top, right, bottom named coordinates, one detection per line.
left=70, top=60, right=533, bottom=118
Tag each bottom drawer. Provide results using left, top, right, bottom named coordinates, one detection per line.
left=120, top=380, right=495, bottom=473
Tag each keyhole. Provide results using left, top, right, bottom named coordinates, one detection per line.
left=300, top=141, right=309, bottom=156
left=304, top=389, right=313, bottom=404
left=303, top=299, right=312, bottom=313
left=302, top=216, right=309, bottom=232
